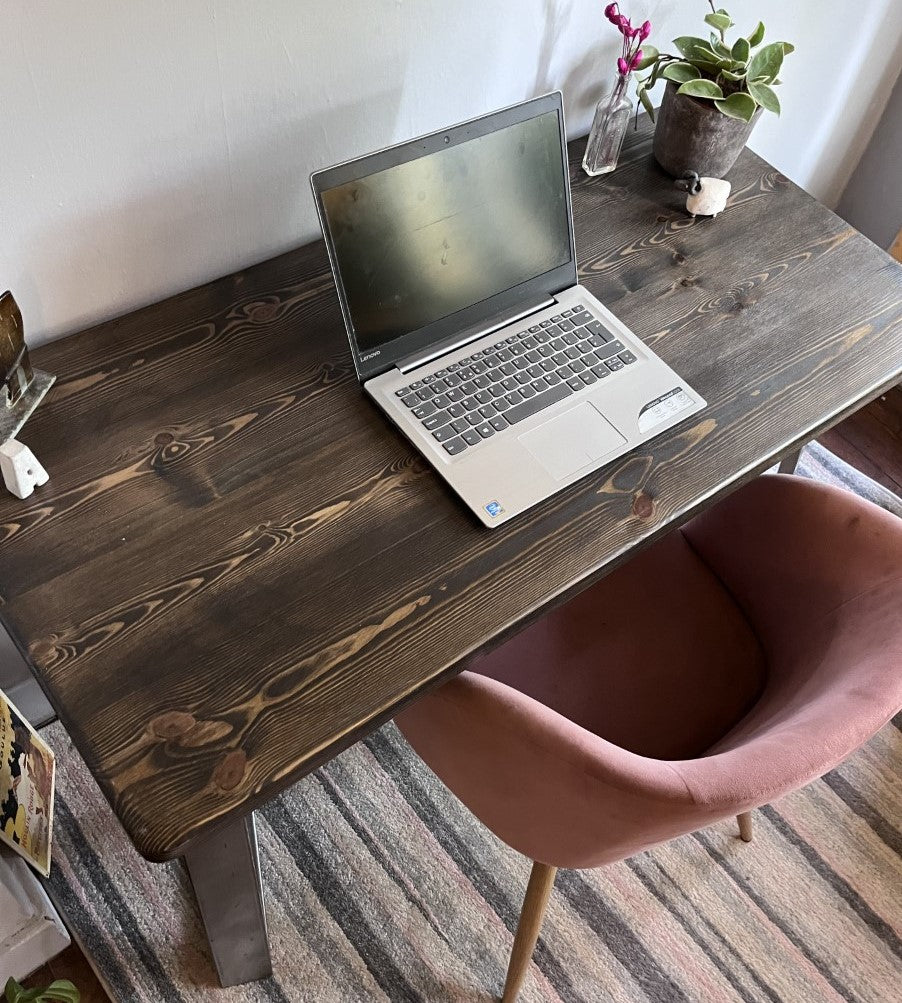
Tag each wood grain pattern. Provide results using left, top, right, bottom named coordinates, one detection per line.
left=1, top=121, right=901, bottom=862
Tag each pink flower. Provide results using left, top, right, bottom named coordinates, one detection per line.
left=605, top=4, right=650, bottom=75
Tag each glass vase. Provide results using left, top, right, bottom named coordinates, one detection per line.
left=582, top=74, right=632, bottom=176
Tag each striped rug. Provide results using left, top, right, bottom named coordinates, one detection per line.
left=795, top=441, right=902, bottom=517
left=41, top=452, right=902, bottom=1002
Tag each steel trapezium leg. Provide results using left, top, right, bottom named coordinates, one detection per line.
left=183, top=812, right=272, bottom=986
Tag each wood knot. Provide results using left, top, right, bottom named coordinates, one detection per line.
left=155, top=432, right=174, bottom=446
left=151, top=711, right=196, bottom=739
left=178, top=719, right=233, bottom=747
left=680, top=276, right=695, bottom=287
left=247, top=302, right=278, bottom=323
left=632, top=492, right=655, bottom=520
left=672, top=251, right=687, bottom=265
left=212, top=749, right=247, bottom=791
left=657, top=214, right=668, bottom=223
left=29, top=640, right=56, bottom=663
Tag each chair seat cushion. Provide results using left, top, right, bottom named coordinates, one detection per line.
left=470, top=529, right=766, bottom=760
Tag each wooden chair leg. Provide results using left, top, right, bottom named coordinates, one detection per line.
left=501, top=861, right=557, bottom=1003
left=737, top=811, right=753, bottom=842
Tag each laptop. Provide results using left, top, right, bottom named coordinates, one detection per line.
left=311, top=92, right=705, bottom=527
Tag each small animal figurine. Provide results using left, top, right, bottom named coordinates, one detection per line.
left=675, top=172, right=731, bottom=218
left=1, top=291, right=34, bottom=407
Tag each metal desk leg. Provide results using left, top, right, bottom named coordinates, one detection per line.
left=0, top=625, right=55, bottom=726
left=778, top=447, right=803, bottom=474
left=184, top=813, right=272, bottom=986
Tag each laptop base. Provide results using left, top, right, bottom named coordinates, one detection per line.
left=367, top=284, right=706, bottom=528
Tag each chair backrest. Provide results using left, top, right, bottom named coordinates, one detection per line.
left=468, top=528, right=767, bottom=761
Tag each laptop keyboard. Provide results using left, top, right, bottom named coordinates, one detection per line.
left=394, top=305, right=638, bottom=456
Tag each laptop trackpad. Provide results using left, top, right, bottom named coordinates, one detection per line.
left=519, top=402, right=626, bottom=481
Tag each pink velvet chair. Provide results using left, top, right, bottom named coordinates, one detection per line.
left=395, top=474, right=902, bottom=1002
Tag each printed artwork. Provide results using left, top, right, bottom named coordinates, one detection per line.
left=0, top=688, right=55, bottom=876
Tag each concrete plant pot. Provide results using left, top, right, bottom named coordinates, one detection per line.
left=653, top=80, right=762, bottom=179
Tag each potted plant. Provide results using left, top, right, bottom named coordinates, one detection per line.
left=635, top=2, right=794, bottom=178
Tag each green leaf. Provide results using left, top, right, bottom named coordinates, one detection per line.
left=747, top=21, right=765, bottom=47
left=672, top=35, right=712, bottom=59
left=3, top=980, right=79, bottom=1003
left=715, top=92, right=758, bottom=121
left=634, top=45, right=659, bottom=70
left=720, top=68, right=746, bottom=82
left=4, top=978, right=34, bottom=1003
left=712, top=39, right=733, bottom=60
left=661, top=61, right=701, bottom=84
left=5, top=984, right=41, bottom=1003
left=690, top=43, right=726, bottom=63
left=710, top=32, right=732, bottom=55
left=781, top=41, right=795, bottom=55
left=704, top=12, right=733, bottom=32
left=684, top=59, right=724, bottom=76
left=44, top=982, right=80, bottom=1003
left=747, top=41, right=784, bottom=83
left=694, top=46, right=736, bottom=71
left=638, top=85, right=655, bottom=122
left=677, top=79, right=725, bottom=100
left=731, top=37, right=750, bottom=63
left=748, top=80, right=781, bottom=114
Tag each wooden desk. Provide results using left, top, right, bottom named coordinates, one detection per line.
left=2, top=120, right=901, bottom=985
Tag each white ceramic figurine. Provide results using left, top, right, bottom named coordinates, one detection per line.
left=677, top=172, right=731, bottom=217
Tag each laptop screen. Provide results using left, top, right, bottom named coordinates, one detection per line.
left=314, top=99, right=574, bottom=377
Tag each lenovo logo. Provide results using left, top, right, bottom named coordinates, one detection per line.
left=361, top=350, right=381, bottom=361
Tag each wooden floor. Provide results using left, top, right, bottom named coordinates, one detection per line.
left=22, top=942, right=111, bottom=1002
left=820, top=387, right=902, bottom=495
left=19, top=389, right=901, bottom=1003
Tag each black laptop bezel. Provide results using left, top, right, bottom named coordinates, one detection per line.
left=310, top=92, right=577, bottom=383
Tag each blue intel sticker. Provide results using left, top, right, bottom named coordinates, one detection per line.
left=485, top=501, right=503, bottom=518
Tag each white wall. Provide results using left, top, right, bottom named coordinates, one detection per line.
left=836, top=71, right=902, bottom=249
left=3, top=1, right=901, bottom=347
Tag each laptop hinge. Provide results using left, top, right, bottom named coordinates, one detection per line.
left=397, top=295, right=556, bottom=374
